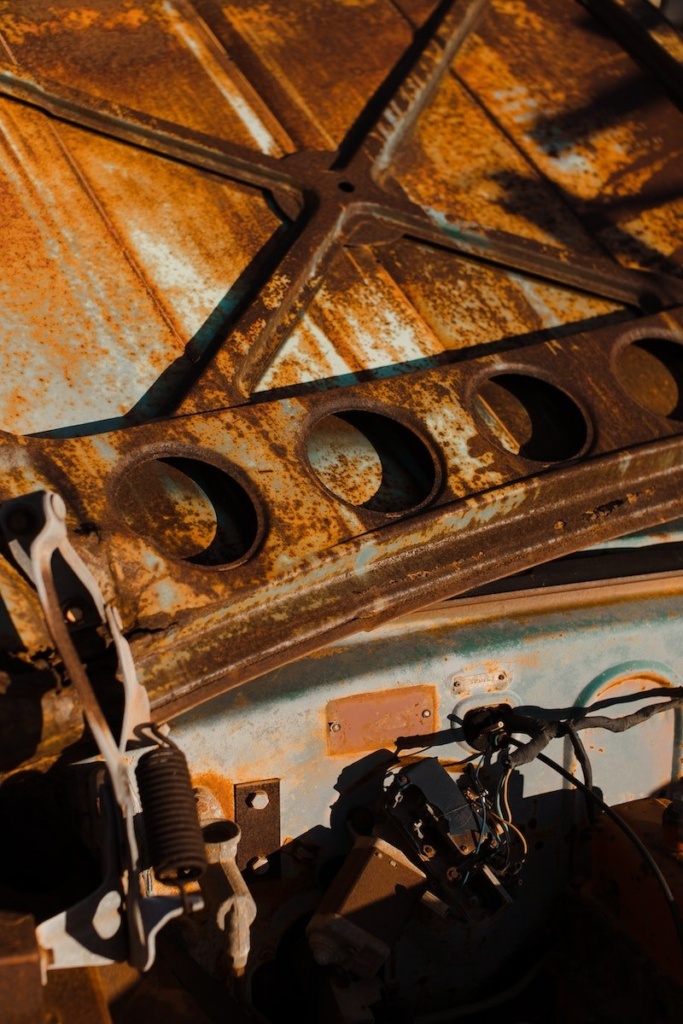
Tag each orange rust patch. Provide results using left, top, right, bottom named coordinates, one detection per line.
left=192, top=769, right=235, bottom=820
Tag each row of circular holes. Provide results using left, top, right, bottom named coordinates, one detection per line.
left=116, top=335, right=683, bottom=567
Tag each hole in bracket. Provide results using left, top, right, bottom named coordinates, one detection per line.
left=117, top=457, right=259, bottom=566
left=307, top=410, right=438, bottom=514
left=472, top=373, right=588, bottom=462
left=615, top=336, right=683, bottom=420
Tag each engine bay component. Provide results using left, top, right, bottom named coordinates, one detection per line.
left=592, top=796, right=683, bottom=986
left=233, top=778, right=281, bottom=874
left=307, top=836, right=426, bottom=977
left=306, top=754, right=526, bottom=985
left=135, top=739, right=208, bottom=886
left=188, top=790, right=257, bottom=979
left=381, top=758, right=520, bottom=918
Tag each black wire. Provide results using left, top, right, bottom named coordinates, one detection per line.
left=571, top=691, right=683, bottom=734
left=530, top=747, right=683, bottom=959
left=564, top=723, right=596, bottom=823
left=505, top=691, right=683, bottom=767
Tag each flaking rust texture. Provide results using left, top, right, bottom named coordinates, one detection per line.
left=0, top=0, right=681, bottom=770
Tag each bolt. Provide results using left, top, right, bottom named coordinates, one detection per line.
left=246, top=789, right=269, bottom=810
left=249, top=855, right=270, bottom=875
left=64, top=603, right=84, bottom=624
left=421, top=709, right=432, bottom=719
left=446, top=867, right=459, bottom=881
left=422, top=845, right=436, bottom=859
left=329, top=722, right=341, bottom=733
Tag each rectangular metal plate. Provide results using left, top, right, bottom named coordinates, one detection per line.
left=326, top=685, right=437, bottom=755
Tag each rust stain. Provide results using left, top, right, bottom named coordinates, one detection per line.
left=191, top=769, right=235, bottom=820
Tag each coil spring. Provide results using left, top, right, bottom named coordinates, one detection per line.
left=135, top=742, right=207, bottom=885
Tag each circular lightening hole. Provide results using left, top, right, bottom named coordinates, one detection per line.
left=473, top=373, right=588, bottom=462
left=118, top=457, right=258, bottom=566
left=307, top=411, right=437, bottom=513
left=615, top=336, right=683, bottom=420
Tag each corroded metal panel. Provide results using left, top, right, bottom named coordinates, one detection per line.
left=0, top=0, right=679, bottom=758
left=0, top=3, right=682, bottom=1017
left=326, top=684, right=437, bottom=754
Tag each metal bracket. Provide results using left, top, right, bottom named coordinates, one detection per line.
left=233, top=779, right=281, bottom=875
left=0, top=491, right=202, bottom=974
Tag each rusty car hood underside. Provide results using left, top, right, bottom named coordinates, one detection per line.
left=1, top=1, right=683, bottom=1021
left=0, top=0, right=682, bottom=794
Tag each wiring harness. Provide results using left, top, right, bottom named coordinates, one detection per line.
left=470, top=687, right=683, bottom=957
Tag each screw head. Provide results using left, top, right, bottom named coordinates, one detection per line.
left=63, top=603, right=84, bottom=624
left=249, top=855, right=270, bottom=875
left=329, top=722, right=341, bottom=733
left=246, top=789, right=269, bottom=810
left=421, top=709, right=432, bottom=719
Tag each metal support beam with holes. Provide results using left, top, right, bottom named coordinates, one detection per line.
left=0, top=0, right=678, bottom=762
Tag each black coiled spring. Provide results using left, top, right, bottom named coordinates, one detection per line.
left=135, top=737, right=207, bottom=885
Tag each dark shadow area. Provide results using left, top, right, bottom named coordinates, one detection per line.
left=331, top=0, right=461, bottom=170
left=0, top=654, right=55, bottom=774
left=462, top=540, right=683, bottom=598
left=0, top=764, right=101, bottom=922
left=529, top=72, right=659, bottom=157
left=489, top=170, right=683, bottom=278
left=110, top=929, right=254, bottom=1023
left=574, top=9, right=625, bottom=39
left=580, top=0, right=683, bottom=112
